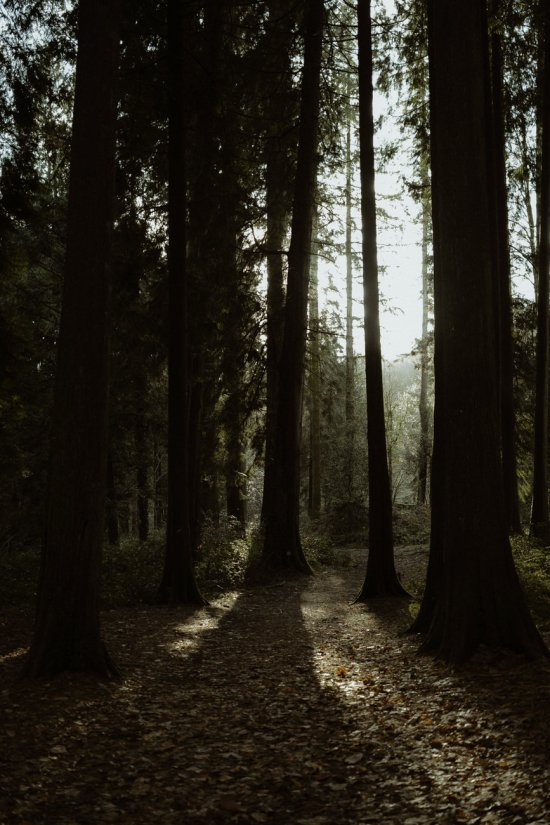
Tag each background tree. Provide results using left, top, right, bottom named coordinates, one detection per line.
left=489, top=0, right=522, bottom=535
left=261, top=0, right=325, bottom=572
left=158, top=0, right=204, bottom=604
left=356, top=0, right=407, bottom=599
left=530, top=0, right=550, bottom=540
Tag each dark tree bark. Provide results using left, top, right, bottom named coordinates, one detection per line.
left=261, top=0, right=295, bottom=530
left=308, top=223, right=322, bottom=521
left=412, top=0, right=548, bottom=663
left=356, top=0, right=407, bottom=600
left=489, top=0, right=522, bottom=535
left=158, top=0, right=204, bottom=604
left=24, top=0, right=120, bottom=678
left=261, top=0, right=324, bottom=572
left=531, top=0, right=550, bottom=541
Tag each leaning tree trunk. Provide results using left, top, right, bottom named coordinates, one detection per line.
left=531, top=0, right=550, bottom=541
left=261, top=0, right=324, bottom=572
left=412, top=0, right=547, bottom=663
left=356, top=0, right=407, bottom=600
left=158, top=0, right=205, bottom=604
left=24, top=0, right=120, bottom=678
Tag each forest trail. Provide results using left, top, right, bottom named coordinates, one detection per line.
left=1, top=547, right=550, bottom=825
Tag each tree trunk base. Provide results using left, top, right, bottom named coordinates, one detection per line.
left=22, top=637, right=120, bottom=681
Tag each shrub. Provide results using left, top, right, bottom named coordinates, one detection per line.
left=101, top=536, right=164, bottom=605
left=196, top=516, right=252, bottom=594
left=302, top=532, right=351, bottom=569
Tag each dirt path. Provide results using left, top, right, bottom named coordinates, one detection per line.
left=1, top=549, right=549, bottom=824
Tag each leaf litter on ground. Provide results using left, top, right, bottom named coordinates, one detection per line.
left=0, top=545, right=549, bottom=824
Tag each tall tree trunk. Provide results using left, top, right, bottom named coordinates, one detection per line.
left=308, top=222, right=322, bottom=520
left=489, top=0, right=522, bottom=534
left=531, top=0, right=550, bottom=540
left=261, top=0, right=324, bottom=572
left=412, top=0, right=547, bottom=663
left=417, top=163, right=431, bottom=506
left=345, top=106, right=355, bottom=499
left=261, top=0, right=294, bottom=529
left=24, top=0, right=120, bottom=678
left=158, top=0, right=204, bottom=604
left=356, top=0, right=407, bottom=600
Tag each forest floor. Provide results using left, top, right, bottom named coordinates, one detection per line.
left=1, top=546, right=550, bottom=825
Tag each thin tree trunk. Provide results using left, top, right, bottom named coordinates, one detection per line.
left=225, top=383, right=247, bottom=532
left=153, top=438, right=166, bottom=531
left=261, top=0, right=324, bottom=572
left=135, top=390, right=149, bottom=542
left=24, top=0, right=120, bottom=678
left=308, top=221, right=321, bottom=520
left=356, top=0, right=407, bottom=600
left=106, top=451, right=120, bottom=547
left=531, top=0, right=550, bottom=540
left=417, top=164, right=430, bottom=506
left=345, top=107, right=355, bottom=499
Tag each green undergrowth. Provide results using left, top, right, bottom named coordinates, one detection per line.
left=512, top=535, right=550, bottom=632
left=101, top=536, right=164, bottom=605
left=3, top=519, right=546, bottom=623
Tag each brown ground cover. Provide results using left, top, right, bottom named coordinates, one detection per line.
left=1, top=546, right=549, bottom=824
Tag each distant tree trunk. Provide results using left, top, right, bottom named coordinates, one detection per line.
left=345, top=107, right=355, bottom=499
left=158, top=0, right=204, bottom=604
left=24, top=0, right=120, bottom=678
left=356, top=0, right=407, bottom=600
left=261, top=0, right=324, bottom=572
left=489, top=0, right=521, bottom=534
left=134, top=390, right=150, bottom=541
left=153, top=438, right=166, bottom=531
left=106, top=451, right=120, bottom=546
left=224, top=379, right=247, bottom=532
left=308, top=222, right=321, bottom=520
left=531, top=0, right=550, bottom=541
left=417, top=163, right=430, bottom=506
left=412, top=0, right=547, bottom=663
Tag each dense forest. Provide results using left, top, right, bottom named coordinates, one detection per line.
left=1, top=0, right=550, bottom=681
